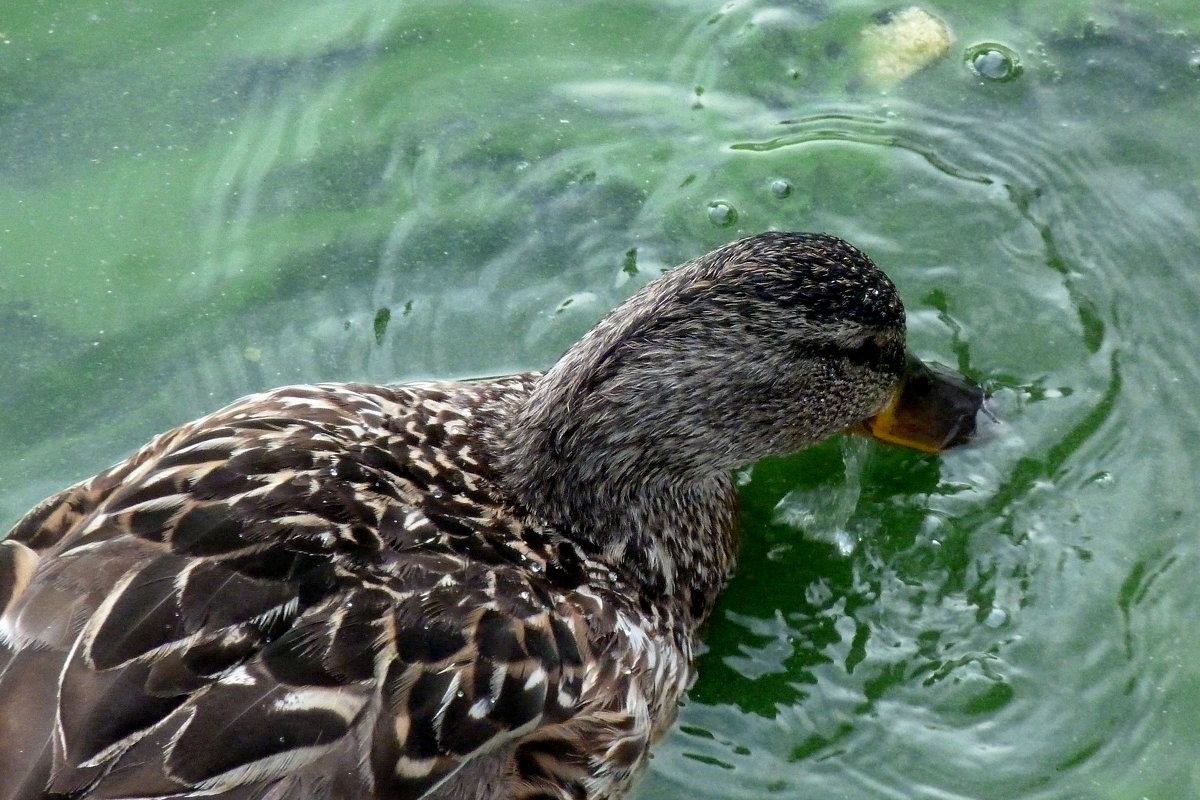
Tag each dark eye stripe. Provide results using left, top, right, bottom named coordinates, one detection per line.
left=799, top=337, right=904, bottom=372
left=843, top=337, right=887, bottom=366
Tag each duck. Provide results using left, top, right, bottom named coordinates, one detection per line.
left=0, top=232, right=981, bottom=800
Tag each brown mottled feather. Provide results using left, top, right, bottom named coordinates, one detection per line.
left=0, top=232, right=918, bottom=800
left=0, top=381, right=689, bottom=800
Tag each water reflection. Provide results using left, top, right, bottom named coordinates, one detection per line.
left=3, top=2, right=1200, bottom=799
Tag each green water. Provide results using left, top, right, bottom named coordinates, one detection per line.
left=2, top=1, right=1199, bottom=797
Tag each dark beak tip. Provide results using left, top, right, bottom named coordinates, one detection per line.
left=940, top=403, right=981, bottom=450
left=862, top=357, right=989, bottom=453
left=932, top=373, right=987, bottom=451
left=954, top=393, right=1002, bottom=449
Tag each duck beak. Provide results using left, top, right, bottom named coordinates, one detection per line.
left=853, top=353, right=984, bottom=453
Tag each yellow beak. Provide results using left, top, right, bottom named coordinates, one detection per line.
left=853, top=353, right=983, bottom=453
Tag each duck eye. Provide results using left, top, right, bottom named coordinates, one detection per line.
left=842, top=336, right=885, bottom=366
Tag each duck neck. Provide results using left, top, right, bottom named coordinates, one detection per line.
left=495, top=363, right=742, bottom=625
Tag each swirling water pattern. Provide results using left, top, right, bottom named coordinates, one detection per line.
left=2, top=1, right=1199, bottom=798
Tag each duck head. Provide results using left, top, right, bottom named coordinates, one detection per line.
left=501, top=231, right=982, bottom=560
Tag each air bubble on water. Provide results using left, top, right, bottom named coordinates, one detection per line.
left=966, top=43, right=1022, bottom=82
left=707, top=201, right=738, bottom=227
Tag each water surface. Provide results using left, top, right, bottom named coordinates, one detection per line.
left=2, top=1, right=1199, bottom=797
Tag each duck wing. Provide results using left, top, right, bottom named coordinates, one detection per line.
left=0, top=382, right=587, bottom=800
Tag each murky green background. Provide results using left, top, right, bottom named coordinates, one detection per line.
left=3, top=1, right=1199, bottom=797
